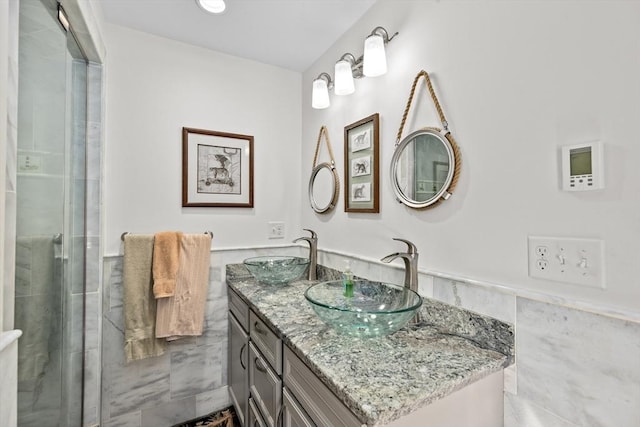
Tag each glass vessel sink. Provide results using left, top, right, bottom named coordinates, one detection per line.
left=243, top=256, right=310, bottom=285
left=304, top=280, right=423, bottom=338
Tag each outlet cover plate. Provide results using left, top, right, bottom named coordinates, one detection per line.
left=527, top=236, right=604, bottom=288
left=268, top=221, right=285, bottom=239
left=18, top=153, right=43, bottom=173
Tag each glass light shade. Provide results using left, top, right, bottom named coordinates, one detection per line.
left=196, top=0, right=226, bottom=14
left=312, top=78, right=330, bottom=109
left=334, top=60, right=355, bottom=95
left=363, top=34, right=387, bottom=77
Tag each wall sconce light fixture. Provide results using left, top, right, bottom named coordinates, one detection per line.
left=363, top=26, right=396, bottom=77
left=312, top=72, right=333, bottom=109
left=312, top=26, right=398, bottom=109
left=334, top=53, right=357, bottom=95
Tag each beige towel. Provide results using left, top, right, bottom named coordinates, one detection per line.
left=123, top=234, right=166, bottom=362
left=152, top=231, right=183, bottom=298
left=156, top=233, right=212, bottom=340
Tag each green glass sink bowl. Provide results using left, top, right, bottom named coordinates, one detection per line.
left=243, top=256, right=310, bottom=285
left=304, top=280, right=423, bottom=338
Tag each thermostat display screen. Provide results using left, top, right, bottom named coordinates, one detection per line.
left=562, top=142, right=603, bottom=191
left=570, top=148, right=592, bottom=176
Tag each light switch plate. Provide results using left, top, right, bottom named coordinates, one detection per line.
left=267, top=221, right=285, bottom=239
left=18, top=153, right=43, bottom=173
left=527, top=236, right=604, bottom=289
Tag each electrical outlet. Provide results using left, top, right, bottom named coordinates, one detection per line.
left=536, top=259, right=549, bottom=271
left=267, top=221, right=285, bottom=239
left=535, top=246, right=548, bottom=258
left=527, top=236, right=604, bottom=288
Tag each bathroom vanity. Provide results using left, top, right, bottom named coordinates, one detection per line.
left=227, top=264, right=514, bottom=427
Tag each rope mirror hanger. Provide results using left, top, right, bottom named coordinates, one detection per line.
left=391, top=70, right=462, bottom=209
left=309, top=126, right=340, bottom=214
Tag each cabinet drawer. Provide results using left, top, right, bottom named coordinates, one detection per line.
left=228, top=313, right=249, bottom=426
left=283, top=387, right=315, bottom=427
left=248, top=397, right=267, bottom=427
left=229, top=287, right=249, bottom=331
left=283, top=346, right=362, bottom=427
left=249, top=343, right=282, bottom=427
left=250, top=311, right=282, bottom=374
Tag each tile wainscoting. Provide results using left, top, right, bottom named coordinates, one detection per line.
left=0, top=330, right=22, bottom=427
left=100, top=245, right=303, bottom=427
left=101, top=245, right=639, bottom=426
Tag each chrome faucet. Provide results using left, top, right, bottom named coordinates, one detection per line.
left=293, top=229, right=317, bottom=280
left=381, top=238, right=421, bottom=324
left=380, top=238, right=419, bottom=293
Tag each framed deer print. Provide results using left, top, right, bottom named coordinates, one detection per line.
left=182, top=127, right=254, bottom=207
left=344, top=113, right=380, bottom=213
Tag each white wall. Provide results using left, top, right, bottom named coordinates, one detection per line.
left=301, top=1, right=640, bottom=313
left=103, top=24, right=303, bottom=256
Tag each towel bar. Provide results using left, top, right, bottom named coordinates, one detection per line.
left=121, top=231, right=213, bottom=241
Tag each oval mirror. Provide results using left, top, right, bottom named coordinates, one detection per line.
left=309, top=162, right=339, bottom=213
left=390, top=128, right=459, bottom=209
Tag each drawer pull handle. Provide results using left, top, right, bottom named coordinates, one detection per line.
left=254, top=321, right=267, bottom=335
left=239, top=343, right=247, bottom=370
left=255, top=357, right=268, bottom=373
left=276, top=405, right=284, bottom=427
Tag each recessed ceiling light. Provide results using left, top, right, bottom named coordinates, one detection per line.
left=196, top=0, right=226, bottom=14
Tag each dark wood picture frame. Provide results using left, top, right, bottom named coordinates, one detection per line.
left=344, top=113, right=380, bottom=213
left=182, top=127, right=254, bottom=207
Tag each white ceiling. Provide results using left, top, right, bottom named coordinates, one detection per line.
left=98, top=0, right=378, bottom=72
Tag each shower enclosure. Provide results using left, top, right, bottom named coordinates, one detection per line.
left=15, top=0, right=91, bottom=424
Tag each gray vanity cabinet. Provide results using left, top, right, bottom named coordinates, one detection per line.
left=229, top=289, right=250, bottom=426
left=249, top=311, right=282, bottom=374
left=283, top=346, right=362, bottom=427
left=248, top=397, right=267, bottom=427
left=228, top=285, right=359, bottom=427
left=228, top=272, right=510, bottom=427
left=229, top=286, right=284, bottom=427
left=281, top=388, right=314, bottom=427
left=249, top=342, right=282, bottom=427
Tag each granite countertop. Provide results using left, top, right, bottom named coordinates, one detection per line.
left=227, top=264, right=514, bottom=426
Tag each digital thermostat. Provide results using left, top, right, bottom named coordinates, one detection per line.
left=561, top=141, right=604, bottom=191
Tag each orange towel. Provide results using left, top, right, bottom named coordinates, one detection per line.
left=152, top=231, right=183, bottom=298
left=156, top=233, right=212, bottom=340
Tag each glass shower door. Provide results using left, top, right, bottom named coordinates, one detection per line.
left=15, top=0, right=88, bottom=425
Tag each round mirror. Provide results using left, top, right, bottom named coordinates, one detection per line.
left=309, top=162, right=339, bottom=213
left=390, top=128, right=459, bottom=209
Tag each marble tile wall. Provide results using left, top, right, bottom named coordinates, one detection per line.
left=2, top=0, right=19, bottom=333
left=3, top=1, right=103, bottom=426
left=14, top=42, right=103, bottom=427
left=515, top=299, right=640, bottom=426
left=0, top=331, right=22, bottom=427
left=100, top=245, right=303, bottom=426
left=15, top=238, right=64, bottom=426
left=14, top=242, right=102, bottom=427
left=2, top=2, right=22, bottom=426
